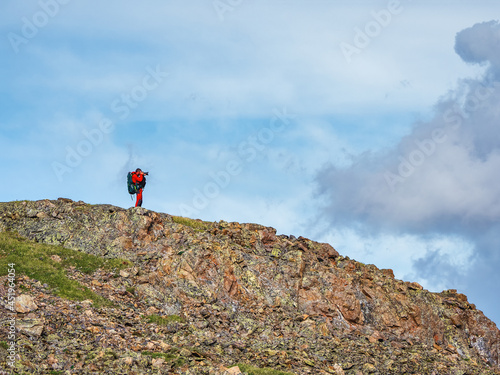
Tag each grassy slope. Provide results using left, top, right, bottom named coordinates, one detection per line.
left=0, top=231, right=130, bottom=307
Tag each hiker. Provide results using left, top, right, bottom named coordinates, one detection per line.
left=129, top=168, right=148, bottom=207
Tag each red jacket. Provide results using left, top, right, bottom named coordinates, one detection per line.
left=132, top=172, right=144, bottom=185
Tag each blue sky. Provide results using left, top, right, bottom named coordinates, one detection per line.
left=1, top=1, right=500, bottom=326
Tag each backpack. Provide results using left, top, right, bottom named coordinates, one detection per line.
left=127, top=172, right=146, bottom=194
left=127, top=172, right=137, bottom=194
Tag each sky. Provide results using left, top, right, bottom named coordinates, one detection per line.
left=1, top=1, right=499, bottom=326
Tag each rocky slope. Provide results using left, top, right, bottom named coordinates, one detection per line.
left=0, top=198, right=499, bottom=374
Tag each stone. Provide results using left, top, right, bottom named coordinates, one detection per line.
left=331, top=363, right=345, bottom=375
left=17, top=318, right=44, bottom=336
left=123, top=357, right=133, bottom=365
left=407, top=281, right=424, bottom=290
left=119, top=269, right=130, bottom=278
left=225, top=366, right=242, bottom=375
left=15, top=294, right=38, bottom=313
left=152, top=358, right=165, bottom=368
left=363, top=363, right=377, bottom=373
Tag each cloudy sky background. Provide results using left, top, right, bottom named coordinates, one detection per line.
left=1, top=1, right=499, bottom=325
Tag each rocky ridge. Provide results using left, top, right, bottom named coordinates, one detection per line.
left=0, top=198, right=499, bottom=374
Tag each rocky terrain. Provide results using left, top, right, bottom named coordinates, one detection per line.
left=0, top=198, right=499, bottom=374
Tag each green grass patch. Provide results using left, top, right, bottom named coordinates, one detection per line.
left=0, top=231, right=131, bottom=307
left=0, top=341, right=8, bottom=350
left=144, top=314, right=184, bottom=325
left=19, top=284, right=29, bottom=292
left=142, top=351, right=185, bottom=367
left=74, top=204, right=92, bottom=211
left=172, top=216, right=212, bottom=232
left=235, top=364, right=295, bottom=375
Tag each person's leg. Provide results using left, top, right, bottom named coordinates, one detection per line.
left=135, top=188, right=143, bottom=207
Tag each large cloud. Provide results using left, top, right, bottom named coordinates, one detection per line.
left=454, top=20, right=500, bottom=71
left=315, top=20, right=500, bottom=324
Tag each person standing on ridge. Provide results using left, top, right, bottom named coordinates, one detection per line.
left=130, top=168, right=148, bottom=207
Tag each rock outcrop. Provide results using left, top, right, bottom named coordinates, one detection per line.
left=0, top=198, right=499, bottom=374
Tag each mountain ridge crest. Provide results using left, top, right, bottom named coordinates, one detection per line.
left=0, top=198, right=499, bottom=374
